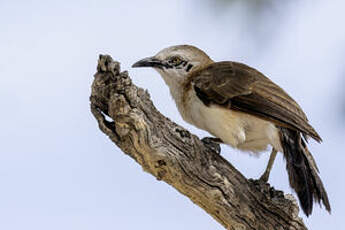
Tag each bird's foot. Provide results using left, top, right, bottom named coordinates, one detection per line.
left=259, top=172, right=269, bottom=183
left=201, top=137, right=222, bottom=154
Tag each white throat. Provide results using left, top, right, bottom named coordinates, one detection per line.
left=156, top=69, right=186, bottom=106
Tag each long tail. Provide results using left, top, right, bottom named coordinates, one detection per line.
left=279, top=127, right=331, bottom=216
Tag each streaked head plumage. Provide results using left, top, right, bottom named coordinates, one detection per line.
left=132, top=45, right=213, bottom=80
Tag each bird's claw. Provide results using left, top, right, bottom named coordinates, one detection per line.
left=201, top=137, right=221, bottom=154
left=258, top=173, right=269, bottom=183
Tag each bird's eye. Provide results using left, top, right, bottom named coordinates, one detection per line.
left=168, top=56, right=182, bottom=66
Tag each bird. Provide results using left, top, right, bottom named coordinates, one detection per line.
left=132, top=44, right=330, bottom=216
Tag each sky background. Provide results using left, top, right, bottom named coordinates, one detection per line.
left=1, top=0, right=344, bottom=229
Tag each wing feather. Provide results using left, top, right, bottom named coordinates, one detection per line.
left=192, top=61, right=322, bottom=142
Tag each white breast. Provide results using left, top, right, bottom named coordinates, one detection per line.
left=178, top=89, right=283, bottom=154
left=158, top=70, right=282, bottom=154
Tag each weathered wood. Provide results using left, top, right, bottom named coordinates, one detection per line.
left=90, top=55, right=307, bottom=230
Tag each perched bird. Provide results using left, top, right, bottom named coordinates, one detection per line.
left=132, top=45, right=330, bottom=216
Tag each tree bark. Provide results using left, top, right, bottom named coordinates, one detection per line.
left=90, top=55, right=307, bottom=230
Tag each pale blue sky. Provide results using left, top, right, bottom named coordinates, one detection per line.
left=1, top=1, right=344, bottom=229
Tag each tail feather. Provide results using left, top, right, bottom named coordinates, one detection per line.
left=279, top=127, right=331, bottom=216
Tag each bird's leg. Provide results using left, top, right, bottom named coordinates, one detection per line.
left=201, top=137, right=223, bottom=154
left=259, top=148, right=278, bottom=182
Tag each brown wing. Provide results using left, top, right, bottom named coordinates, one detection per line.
left=192, top=61, right=322, bottom=142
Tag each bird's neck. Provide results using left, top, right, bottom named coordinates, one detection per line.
left=163, top=75, right=185, bottom=103
left=156, top=70, right=189, bottom=110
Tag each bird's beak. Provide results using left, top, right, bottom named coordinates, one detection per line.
left=132, top=56, right=164, bottom=68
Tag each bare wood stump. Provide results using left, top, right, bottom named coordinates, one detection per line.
left=90, top=55, right=307, bottom=230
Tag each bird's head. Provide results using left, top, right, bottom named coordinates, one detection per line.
left=132, top=45, right=213, bottom=84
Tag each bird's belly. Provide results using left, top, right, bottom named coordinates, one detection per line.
left=182, top=97, right=282, bottom=153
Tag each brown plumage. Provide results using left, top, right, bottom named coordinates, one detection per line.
left=192, top=61, right=321, bottom=142
left=191, top=61, right=330, bottom=216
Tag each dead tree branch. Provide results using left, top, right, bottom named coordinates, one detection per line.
left=90, top=55, right=307, bottom=230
